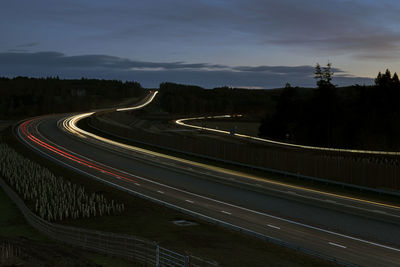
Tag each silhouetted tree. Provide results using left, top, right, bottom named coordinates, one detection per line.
left=393, top=72, right=400, bottom=84
left=314, top=63, right=334, bottom=89
left=374, top=69, right=398, bottom=87
left=259, top=67, right=400, bottom=150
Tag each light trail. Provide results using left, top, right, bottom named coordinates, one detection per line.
left=15, top=92, right=400, bottom=265
left=21, top=118, right=400, bottom=255
left=63, top=110, right=400, bottom=211
left=175, top=115, right=400, bottom=156
left=20, top=120, right=137, bottom=184
left=116, top=91, right=158, bottom=111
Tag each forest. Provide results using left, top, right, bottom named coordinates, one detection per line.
left=158, top=82, right=281, bottom=117
left=2, top=70, right=399, bottom=151
left=259, top=67, right=400, bottom=151
left=0, top=77, right=144, bottom=119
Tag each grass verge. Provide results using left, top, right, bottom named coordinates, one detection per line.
left=0, top=130, right=142, bottom=266
left=0, top=183, right=140, bottom=266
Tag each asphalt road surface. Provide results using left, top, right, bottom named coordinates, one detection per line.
left=16, top=113, right=400, bottom=267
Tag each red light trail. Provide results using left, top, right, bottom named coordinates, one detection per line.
left=19, top=119, right=137, bottom=183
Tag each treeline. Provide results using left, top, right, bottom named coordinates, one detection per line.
left=158, top=82, right=280, bottom=117
left=0, top=77, right=145, bottom=119
left=259, top=68, right=400, bottom=151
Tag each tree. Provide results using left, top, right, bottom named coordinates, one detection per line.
left=314, top=62, right=334, bottom=89
left=374, top=69, right=399, bottom=87
left=392, top=72, right=400, bottom=85
left=375, top=71, right=383, bottom=86
left=323, top=63, right=334, bottom=84
left=314, top=63, right=323, bottom=81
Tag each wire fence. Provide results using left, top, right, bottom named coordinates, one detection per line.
left=89, top=116, right=400, bottom=193
left=0, top=177, right=218, bottom=267
left=0, top=240, right=22, bottom=264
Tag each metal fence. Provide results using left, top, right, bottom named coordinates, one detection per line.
left=89, top=116, right=400, bottom=193
left=0, top=178, right=218, bottom=267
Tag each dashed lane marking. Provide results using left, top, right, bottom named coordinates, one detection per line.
left=329, top=242, right=347, bottom=249
left=267, top=224, right=280, bottom=230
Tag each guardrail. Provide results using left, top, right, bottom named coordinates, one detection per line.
left=0, top=177, right=218, bottom=267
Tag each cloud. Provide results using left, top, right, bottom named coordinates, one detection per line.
left=77, top=0, right=400, bottom=60
left=0, top=51, right=373, bottom=88
left=7, top=49, right=29, bottom=52
left=2, top=0, right=400, bottom=63
left=16, top=42, right=39, bottom=48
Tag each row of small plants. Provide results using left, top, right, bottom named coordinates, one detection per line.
left=0, top=143, right=125, bottom=222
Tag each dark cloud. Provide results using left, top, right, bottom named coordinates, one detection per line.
left=0, top=52, right=225, bottom=70
left=16, top=42, right=39, bottom=48
left=7, top=49, right=29, bottom=52
left=0, top=51, right=373, bottom=88
left=232, top=65, right=344, bottom=75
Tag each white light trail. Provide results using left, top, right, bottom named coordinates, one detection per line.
left=175, top=115, right=400, bottom=155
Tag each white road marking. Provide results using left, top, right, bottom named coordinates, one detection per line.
left=267, top=224, right=280, bottom=230
left=185, top=200, right=194, bottom=203
left=329, top=242, right=347, bottom=249
left=324, top=199, right=337, bottom=204
left=157, top=190, right=164, bottom=194
left=221, top=211, right=231, bottom=215
left=372, top=210, right=387, bottom=214
left=135, top=183, right=141, bottom=186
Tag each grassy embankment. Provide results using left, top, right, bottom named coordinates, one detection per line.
left=0, top=126, right=138, bottom=266
left=0, top=186, right=139, bottom=266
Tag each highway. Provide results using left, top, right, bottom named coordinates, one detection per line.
left=175, top=115, right=400, bottom=156
left=15, top=93, right=400, bottom=266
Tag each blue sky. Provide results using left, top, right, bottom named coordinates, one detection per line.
left=1, top=0, right=400, bottom=88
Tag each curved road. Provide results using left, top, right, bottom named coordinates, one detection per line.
left=15, top=94, right=400, bottom=266
left=176, top=115, right=400, bottom=156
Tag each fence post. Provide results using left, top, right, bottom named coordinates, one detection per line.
left=184, top=255, right=189, bottom=267
left=155, top=244, right=160, bottom=267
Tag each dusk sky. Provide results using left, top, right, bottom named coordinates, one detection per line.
left=1, top=0, right=400, bottom=88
